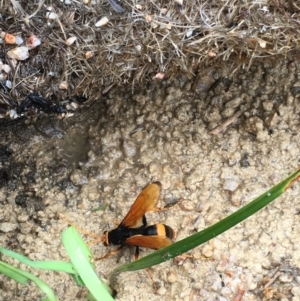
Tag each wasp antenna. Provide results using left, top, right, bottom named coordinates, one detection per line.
left=59, top=214, right=99, bottom=239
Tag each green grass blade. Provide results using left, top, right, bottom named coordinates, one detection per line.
left=0, top=261, right=29, bottom=284
left=0, top=247, right=76, bottom=274
left=111, top=168, right=300, bottom=278
left=62, top=226, right=114, bottom=301
left=0, top=261, right=57, bottom=301
left=0, top=246, right=85, bottom=286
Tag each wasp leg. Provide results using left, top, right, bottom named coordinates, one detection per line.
left=95, top=245, right=124, bottom=260
left=134, top=247, right=157, bottom=291
left=145, top=268, right=158, bottom=292
left=134, top=246, right=140, bottom=261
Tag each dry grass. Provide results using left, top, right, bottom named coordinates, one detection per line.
left=0, top=0, right=299, bottom=106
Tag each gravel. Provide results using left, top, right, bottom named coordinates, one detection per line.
left=0, top=53, right=300, bottom=300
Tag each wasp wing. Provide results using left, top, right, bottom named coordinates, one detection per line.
left=120, top=182, right=162, bottom=228
left=125, top=235, right=173, bottom=250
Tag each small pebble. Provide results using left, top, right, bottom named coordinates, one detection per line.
left=4, top=33, right=16, bottom=44
left=192, top=67, right=218, bottom=94
left=20, top=222, right=33, bottom=235
left=17, top=215, right=29, bottom=222
left=123, top=140, right=136, bottom=157
left=279, top=273, right=293, bottom=283
left=225, top=97, right=243, bottom=108
left=5, top=80, right=12, bottom=89
left=70, top=170, right=88, bottom=186
left=230, top=189, right=242, bottom=206
left=223, top=179, right=240, bottom=192
left=167, top=271, right=177, bottom=283
left=26, top=35, right=41, bottom=49
left=202, top=244, right=213, bottom=258
left=148, top=162, right=160, bottom=173
left=2, top=64, right=11, bottom=73
left=66, top=36, right=76, bottom=45
left=7, top=46, right=29, bottom=60
left=291, top=286, right=300, bottom=297
left=46, top=12, right=58, bottom=19
left=179, top=199, right=195, bottom=211
left=193, top=215, right=205, bottom=231
left=0, top=222, right=18, bottom=232
left=95, top=17, right=109, bottom=27
left=156, top=285, right=167, bottom=296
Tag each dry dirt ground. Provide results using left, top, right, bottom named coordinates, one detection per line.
left=0, top=53, right=300, bottom=301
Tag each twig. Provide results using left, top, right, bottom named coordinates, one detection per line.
left=209, top=110, right=243, bottom=135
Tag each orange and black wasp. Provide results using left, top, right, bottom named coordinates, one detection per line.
left=100, top=181, right=175, bottom=260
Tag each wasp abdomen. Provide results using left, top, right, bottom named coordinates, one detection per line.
left=143, top=224, right=175, bottom=239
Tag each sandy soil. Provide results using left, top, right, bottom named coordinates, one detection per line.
left=0, top=53, right=300, bottom=301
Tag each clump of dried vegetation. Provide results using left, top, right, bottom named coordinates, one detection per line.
left=0, top=0, right=299, bottom=111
